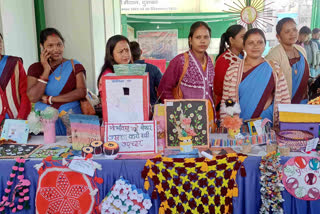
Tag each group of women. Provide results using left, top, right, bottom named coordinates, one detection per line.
left=0, top=17, right=310, bottom=136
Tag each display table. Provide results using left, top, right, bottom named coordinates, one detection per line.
left=0, top=137, right=319, bottom=213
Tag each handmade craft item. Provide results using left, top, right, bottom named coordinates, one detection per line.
left=211, top=130, right=277, bottom=147
left=241, top=144, right=252, bottom=153
left=82, top=146, right=94, bottom=158
left=30, top=144, right=70, bottom=159
left=277, top=130, right=314, bottom=152
left=103, top=141, right=120, bottom=156
left=1, top=119, right=30, bottom=144
left=282, top=156, right=320, bottom=200
left=59, top=110, right=73, bottom=143
left=27, top=110, right=42, bottom=135
left=308, top=96, right=320, bottom=105
left=266, top=143, right=277, bottom=154
left=0, top=143, right=41, bottom=159
left=259, top=152, right=284, bottom=214
left=142, top=154, right=247, bottom=214
left=165, top=99, right=209, bottom=148
left=34, top=158, right=102, bottom=214
left=69, top=114, right=101, bottom=150
left=91, top=141, right=103, bottom=155
left=221, top=99, right=242, bottom=139
left=153, top=104, right=166, bottom=154
left=0, top=158, right=30, bottom=214
left=278, top=146, right=290, bottom=156
left=40, top=107, right=59, bottom=144
left=100, top=177, right=152, bottom=214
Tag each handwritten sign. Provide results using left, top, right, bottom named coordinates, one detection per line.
left=305, top=138, right=319, bottom=152
left=68, top=157, right=96, bottom=177
left=104, top=121, right=157, bottom=154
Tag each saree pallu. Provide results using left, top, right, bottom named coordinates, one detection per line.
left=291, top=52, right=309, bottom=104
left=239, top=62, right=275, bottom=123
left=35, top=60, right=82, bottom=135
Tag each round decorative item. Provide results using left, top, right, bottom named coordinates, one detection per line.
left=178, top=136, right=193, bottom=153
left=240, top=6, right=257, bottom=24
left=276, top=130, right=314, bottom=152
left=81, top=146, right=93, bottom=158
left=103, top=141, right=120, bottom=156
left=282, top=156, right=320, bottom=200
left=90, top=141, right=103, bottom=155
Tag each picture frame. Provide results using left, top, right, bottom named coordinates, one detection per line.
left=100, top=74, right=150, bottom=123
left=165, top=99, right=209, bottom=149
left=0, top=143, right=41, bottom=159
left=1, top=119, right=29, bottom=144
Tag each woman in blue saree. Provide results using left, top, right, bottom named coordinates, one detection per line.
left=221, top=29, right=290, bottom=127
left=266, top=18, right=309, bottom=104
left=27, top=28, right=87, bottom=135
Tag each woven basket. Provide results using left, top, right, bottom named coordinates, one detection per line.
left=276, top=130, right=314, bottom=152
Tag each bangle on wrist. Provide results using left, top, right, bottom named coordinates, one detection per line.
left=48, top=96, right=53, bottom=105
left=37, top=78, right=47, bottom=84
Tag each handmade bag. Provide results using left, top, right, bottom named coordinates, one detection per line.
left=172, top=52, right=189, bottom=99
left=142, top=154, right=247, bottom=214
left=35, top=159, right=100, bottom=214
left=71, top=60, right=99, bottom=115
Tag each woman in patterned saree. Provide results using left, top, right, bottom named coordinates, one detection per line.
left=158, top=21, right=215, bottom=130
left=27, top=28, right=87, bottom=135
left=221, top=29, right=290, bottom=127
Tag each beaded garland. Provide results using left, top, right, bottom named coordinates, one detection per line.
left=0, top=158, right=30, bottom=214
left=141, top=154, right=247, bottom=214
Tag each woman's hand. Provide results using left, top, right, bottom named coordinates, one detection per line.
left=40, top=48, right=51, bottom=72
left=41, top=95, right=49, bottom=104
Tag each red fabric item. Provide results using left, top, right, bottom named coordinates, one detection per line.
left=36, top=166, right=96, bottom=214
left=145, top=59, right=166, bottom=74
left=27, top=61, right=86, bottom=109
left=0, top=57, right=31, bottom=123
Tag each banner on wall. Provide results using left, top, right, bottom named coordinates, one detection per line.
left=137, top=30, right=178, bottom=61
left=120, top=0, right=232, bottom=14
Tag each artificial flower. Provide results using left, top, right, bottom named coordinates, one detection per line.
left=128, top=190, right=138, bottom=200
left=119, top=193, right=128, bottom=201
left=131, top=204, right=140, bottom=211
left=143, top=199, right=152, bottom=210
left=125, top=199, right=134, bottom=207
left=136, top=193, right=144, bottom=202
left=140, top=209, right=148, bottom=214
left=113, top=199, right=122, bottom=208
left=119, top=205, right=129, bottom=212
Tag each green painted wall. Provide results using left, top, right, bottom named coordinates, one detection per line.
left=122, top=13, right=238, bottom=39
left=34, top=0, right=46, bottom=59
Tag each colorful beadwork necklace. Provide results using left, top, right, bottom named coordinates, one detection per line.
left=0, top=158, right=30, bottom=213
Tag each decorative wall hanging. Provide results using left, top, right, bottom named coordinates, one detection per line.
left=100, top=177, right=152, bottom=214
left=165, top=99, right=209, bottom=149
left=259, top=152, right=284, bottom=214
left=0, top=143, right=41, bottom=159
left=35, top=158, right=101, bottom=214
left=142, top=154, right=247, bottom=214
left=282, top=156, right=320, bottom=201
left=223, top=0, right=275, bottom=30
left=0, top=158, right=30, bottom=214
left=69, top=114, right=101, bottom=150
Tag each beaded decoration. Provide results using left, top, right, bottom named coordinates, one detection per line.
left=0, top=158, right=30, bottom=213
left=259, top=152, right=284, bottom=214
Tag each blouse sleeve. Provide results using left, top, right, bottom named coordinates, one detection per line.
left=157, top=55, right=183, bottom=101
left=214, top=56, right=229, bottom=106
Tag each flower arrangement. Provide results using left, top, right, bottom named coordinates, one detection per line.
left=28, top=107, right=59, bottom=135
left=168, top=102, right=207, bottom=146
left=221, top=99, right=243, bottom=139
left=100, top=177, right=152, bottom=214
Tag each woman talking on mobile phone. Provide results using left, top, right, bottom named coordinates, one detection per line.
left=27, top=28, right=87, bottom=135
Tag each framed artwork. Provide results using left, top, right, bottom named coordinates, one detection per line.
left=1, top=119, right=29, bottom=144
left=165, top=99, right=209, bottom=148
left=0, top=143, right=41, bottom=159
left=101, top=74, right=150, bottom=123
left=104, top=121, right=157, bottom=154
left=69, top=114, right=101, bottom=150
left=30, top=144, right=71, bottom=159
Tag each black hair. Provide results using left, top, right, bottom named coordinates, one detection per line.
left=312, top=28, right=320, bottom=34
left=243, top=28, right=266, bottom=45
left=39, top=28, right=65, bottom=45
left=129, top=41, right=142, bottom=62
left=188, top=21, right=211, bottom=49
left=97, top=35, right=130, bottom=87
left=276, top=17, right=296, bottom=35
left=0, top=33, right=2, bottom=39
left=216, top=24, right=244, bottom=60
left=299, top=26, right=311, bottom=35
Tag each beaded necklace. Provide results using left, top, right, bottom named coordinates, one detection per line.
left=0, top=158, right=30, bottom=213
